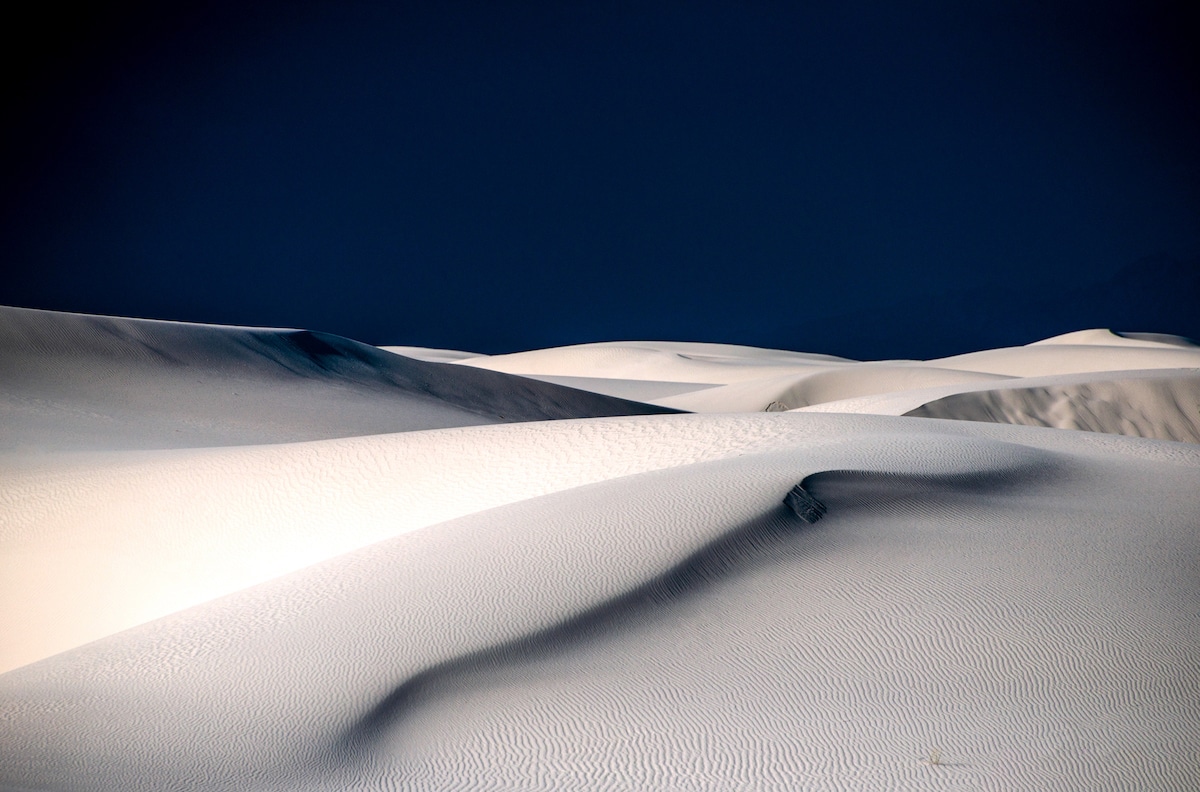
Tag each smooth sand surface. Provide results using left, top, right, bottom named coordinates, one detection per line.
left=456, top=340, right=851, bottom=384
left=378, top=345, right=484, bottom=363
left=0, top=414, right=848, bottom=674
left=2, top=311, right=1199, bottom=791
left=453, top=332, right=1200, bottom=425
left=0, top=306, right=674, bottom=452
left=907, top=370, right=1200, bottom=443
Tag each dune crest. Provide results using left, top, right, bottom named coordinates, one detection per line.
left=446, top=328, right=1200, bottom=441
left=2, top=310, right=1199, bottom=791
left=0, top=305, right=675, bottom=452
left=906, top=371, right=1200, bottom=443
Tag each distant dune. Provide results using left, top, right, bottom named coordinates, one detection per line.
left=2, top=308, right=1198, bottom=791
left=906, top=371, right=1200, bottom=443
left=459, top=328, right=1200, bottom=436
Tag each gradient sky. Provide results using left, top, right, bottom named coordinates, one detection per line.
left=4, top=1, right=1197, bottom=358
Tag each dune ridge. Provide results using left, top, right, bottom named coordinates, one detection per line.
left=2, top=308, right=1199, bottom=791
left=906, top=371, right=1200, bottom=443
left=3, top=419, right=1198, bottom=790
left=449, top=330, right=1200, bottom=443
left=0, top=305, right=675, bottom=451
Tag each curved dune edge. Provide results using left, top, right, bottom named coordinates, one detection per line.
left=446, top=332, right=1200, bottom=430
left=905, top=371, right=1200, bottom=443
left=4, top=311, right=1200, bottom=791
left=2, top=418, right=1199, bottom=791
left=0, top=412, right=1060, bottom=675
left=0, top=305, right=676, bottom=452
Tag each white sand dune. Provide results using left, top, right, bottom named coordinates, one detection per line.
left=451, top=332, right=1200, bottom=443
left=378, top=345, right=484, bottom=363
left=927, top=331, right=1200, bottom=378
left=456, top=340, right=850, bottom=383
left=0, top=414, right=848, bottom=674
left=656, top=365, right=1011, bottom=413
left=0, top=306, right=673, bottom=452
left=906, top=370, right=1200, bottom=443
left=2, top=311, right=1199, bottom=791
left=492, top=373, right=724, bottom=402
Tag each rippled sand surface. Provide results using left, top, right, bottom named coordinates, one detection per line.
left=3, top=309, right=1198, bottom=791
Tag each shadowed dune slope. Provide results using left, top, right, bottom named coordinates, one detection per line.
left=906, top=371, right=1200, bottom=443
left=0, top=412, right=864, bottom=674
left=3, top=313, right=1200, bottom=791
left=2, top=417, right=1198, bottom=791
left=0, top=306, right=676, bottom=451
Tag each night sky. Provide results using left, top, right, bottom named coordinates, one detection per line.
left=4, top=1, right=1198, bottom=359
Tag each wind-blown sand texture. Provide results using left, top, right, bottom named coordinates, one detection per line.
left=2, top=309, right=1198, bottom=791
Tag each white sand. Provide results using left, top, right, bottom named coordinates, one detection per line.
left=378, top=345, right=484, bottom=363
left=0, top=306, right=673, bottom=452
left=2, top=311, right=1199, bottom=791
left=455, top=331, right=1200, bottom=421
left=906, top=370, right=1200, bottom=443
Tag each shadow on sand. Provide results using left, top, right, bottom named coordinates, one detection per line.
left=328, top=461, right=1057, bottom=765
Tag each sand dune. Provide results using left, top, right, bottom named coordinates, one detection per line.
left=2, top=310, right=1199, bottom=791
left=455, top=340, right=850, bottom=384
left=378, top=345, right=484, bottom=363
left=655, top=365, right=1010, bottom=413
left=0, top=306, right=673, bottom=451
left=0, top=413, right=854, bottom=674
left=453, top=332, right=1200, bottom=437
left=924, top=344, right=1200, bottom=378
left=907, top=370, right=1200, bottom=443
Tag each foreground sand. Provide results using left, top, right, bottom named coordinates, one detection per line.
left=2, top=308, right=1199, bottom=791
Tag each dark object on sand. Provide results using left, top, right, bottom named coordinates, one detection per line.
left=784, top=484, right=826, bottom=523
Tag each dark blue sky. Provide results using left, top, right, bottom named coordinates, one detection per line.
left=4, top=1, right=1198, bottom=358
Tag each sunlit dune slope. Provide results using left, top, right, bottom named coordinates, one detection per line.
left=1, top=413, right=839, bottom=674
left=452, top=331, right=1200, bottom=442
left=2, top=312, right=1200, bottom=791
left=2, top=415, right=1198, bottom=791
